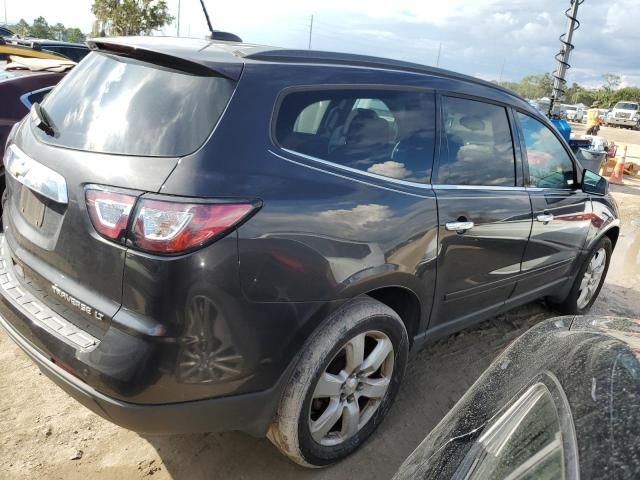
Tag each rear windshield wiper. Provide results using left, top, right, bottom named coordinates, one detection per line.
left=30, top=103, right=57, bottom=137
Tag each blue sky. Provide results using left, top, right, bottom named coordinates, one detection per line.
left=4, top=0, right=639, bottom=87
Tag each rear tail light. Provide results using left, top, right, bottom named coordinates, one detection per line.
left=86, top=189, right=137, bottom=241
left=85, top=187, right=257, bottom=254
left=131, top=199, right=255, bottom=254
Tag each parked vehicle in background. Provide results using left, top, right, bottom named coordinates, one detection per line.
left=1, top=37, right=71, bottom=62
left=394, top=315, right=640, bottom=480
left=606, top=101, right=640, bottom=129
left=0, top=56, right=74, bottom=218
left=564, top=104, right=584, bottom=122
left=3, top=38, right=89, bottom=63
left=0, top=37, right=620, bottom=468
left=598, top=108, right=610, bottom=120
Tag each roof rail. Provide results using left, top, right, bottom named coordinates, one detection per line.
left=243, top=48, right=520, bottom=98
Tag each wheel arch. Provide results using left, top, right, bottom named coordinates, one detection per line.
left=603, top=226, right=620, bottom=250
left=365, top=286, right=422, bottom=347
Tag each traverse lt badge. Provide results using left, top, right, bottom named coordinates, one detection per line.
left=51, top=285, right=105, bottom=321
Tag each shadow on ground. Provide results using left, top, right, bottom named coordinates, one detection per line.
left=144, top=301, right=558, bottom=480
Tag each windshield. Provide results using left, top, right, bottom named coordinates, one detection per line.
left=614, top=102, right=639, bottom=111
left=565, top=107, right=576, bottom=111
left=33, top=52, right=235, bottom=157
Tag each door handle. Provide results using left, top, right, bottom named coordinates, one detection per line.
left=445, top=221, right=475, bottom=232
left=536, top=213, right=554, bottom=223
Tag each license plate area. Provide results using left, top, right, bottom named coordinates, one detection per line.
left=19, top=186, right=46, bottom=228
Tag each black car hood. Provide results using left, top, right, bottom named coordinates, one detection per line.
left=395, top=315, right=640, bottom=480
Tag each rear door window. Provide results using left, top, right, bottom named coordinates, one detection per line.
left=275, top=89, right=436, bottom=183
left=436, top=96, right=516, bottom=186
left=34, top=52, right=235, bottom=157
left=517, top=112, right=575, bottom=189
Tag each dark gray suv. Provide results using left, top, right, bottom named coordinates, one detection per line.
left=0, top=37, right=620, bottom=467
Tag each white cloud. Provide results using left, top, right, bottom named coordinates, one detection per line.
left=4, top=0, right=638, bottom=87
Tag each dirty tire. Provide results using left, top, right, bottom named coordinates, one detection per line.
left=267, top=296, right=409, bottom=468
left=549, top=236, right=612, bottom=315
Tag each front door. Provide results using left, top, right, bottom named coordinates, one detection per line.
left=512, top=112, right=591, bottom=298
left=430, top=95, right=532, bottom=331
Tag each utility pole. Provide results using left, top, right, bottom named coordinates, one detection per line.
left=499, top=58, right=506, bottom=82
left=3, top=0, right=7, bottom=26
left=308, top=14, right=314, bottom=49
left=436, top=42, right=442, bottom=67
left=549, top=0, right=581, bottom=116
left=177, top=0, right=181, bottom=36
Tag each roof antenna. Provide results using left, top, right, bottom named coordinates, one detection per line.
left=199, top=0, right=242, bottom=42
left=199, top=0, right=214, bottom=36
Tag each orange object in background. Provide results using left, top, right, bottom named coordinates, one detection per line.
left=606, top=145, right=627, bottom=185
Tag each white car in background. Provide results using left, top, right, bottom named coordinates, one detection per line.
left=564, top=104, right=584, bottom=122
left=606, top=101, right=640, bottom=129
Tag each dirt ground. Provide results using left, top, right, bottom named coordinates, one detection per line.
left=1, top=130, right=639, bottom=480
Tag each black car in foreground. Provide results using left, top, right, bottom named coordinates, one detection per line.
left=394, top=315, right=640, bottom=480
left=0, top=37, right=620, bottom=467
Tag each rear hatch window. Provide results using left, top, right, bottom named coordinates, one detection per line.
left=34, top=51, right=235, bottom=156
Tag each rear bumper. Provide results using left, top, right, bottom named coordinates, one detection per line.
left=0, top=234, right=302, bottom=435
left=0, top=309, right=283, bottom=435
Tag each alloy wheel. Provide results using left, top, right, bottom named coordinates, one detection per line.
left=308, top=330, right=394, bottom=446
left=577, top=247, right=606, bottom=309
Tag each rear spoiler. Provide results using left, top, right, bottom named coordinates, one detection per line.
left=86, top=39, right=242, bottom=80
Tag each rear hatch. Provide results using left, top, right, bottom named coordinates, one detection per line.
left=3, top=47, right=238, bottom=337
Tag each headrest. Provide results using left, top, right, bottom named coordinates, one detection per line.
left=459, top=115, right=485, bottom=132
left=346, top=110, right=389, bottom=145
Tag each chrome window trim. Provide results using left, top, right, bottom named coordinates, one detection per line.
left=279, top=147, right=433, bottom=189
left=269, top=150, right=432, bottom=198
left=277, top=149, right=535, bottom=192
left=432, top=184, right=527, bottom=191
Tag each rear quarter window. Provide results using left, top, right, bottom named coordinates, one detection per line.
left=275, top=88, right=436, bottom=183
left=34, top=52, right=235, bottom=157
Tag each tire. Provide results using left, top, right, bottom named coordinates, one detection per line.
left=549, top=237, right=612, bottom=315
left=267, top=296, right=409, bottom=468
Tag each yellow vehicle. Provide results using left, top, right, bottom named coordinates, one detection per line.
left=0, top=38, right=69, bottom=61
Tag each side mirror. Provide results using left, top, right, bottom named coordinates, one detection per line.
left=582, top=169, right=608, bottom=196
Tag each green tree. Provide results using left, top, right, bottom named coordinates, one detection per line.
left=91, top=0, right=174, bottom=36
left=65, top=28, right=86, bottom=43
left=13, top=18, right=30, bottom=36
left=29, top=16, right=51, bottom=39
left=602, top=73, right=621, bottom=91
left=51, top=22, right=66, bottom=41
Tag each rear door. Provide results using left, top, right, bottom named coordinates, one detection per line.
left=3, top=51, right=236, bottom=337
left=511, top=111, right=591, bottom=297
left=430, top=95, right=532, bottom=330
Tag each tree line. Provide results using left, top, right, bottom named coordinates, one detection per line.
left=8, top=16, right=86, bottom=43
left=4, top=1, right=173, bottom=42
left=496, top=73, right=640, bottom=108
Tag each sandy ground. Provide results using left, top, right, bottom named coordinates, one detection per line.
left=1, top=131, right=639, bottom=480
